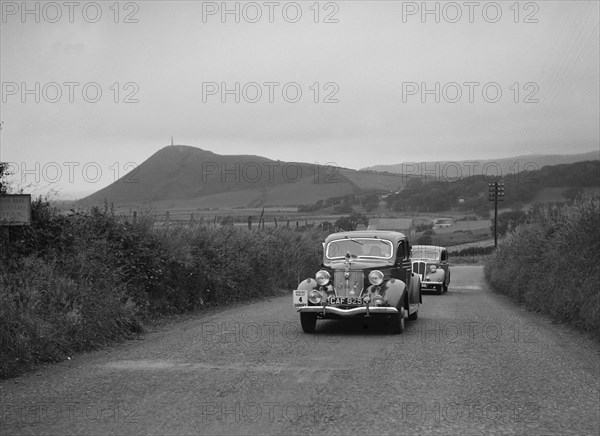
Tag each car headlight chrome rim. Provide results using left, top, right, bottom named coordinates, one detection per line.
left=429, top=265, right=437, bottom=273
left=372, top=294, right=384, bottom=305
left=308, top=290, right=323, bottom=304
left=315, top=270, right=330, bottom=286
left=368, top=270, right=384, bottom=286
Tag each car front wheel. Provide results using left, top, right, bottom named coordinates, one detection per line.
left=300, top=313, right=317, bottom=333
left=408, top=306, right=418, bottom=320
left=390, top=308, right=405, bottom=334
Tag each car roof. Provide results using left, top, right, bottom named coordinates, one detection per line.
left=324, top=230, right=408, bottom=244
left=412, top=245, right=447, bottom=251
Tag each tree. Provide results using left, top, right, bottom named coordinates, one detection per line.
left=493, top=210, right=528, bottom=236
left=0, top=162, right=12, bottom=194
left=334, top=213, right=369, bottom=231
left=362, top=194, right=380, bottom=212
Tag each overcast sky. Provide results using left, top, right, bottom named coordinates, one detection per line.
left=1, top=0, right=598, bottom=198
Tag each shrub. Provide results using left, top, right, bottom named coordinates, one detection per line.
left=485, top=199, right=600, bottom=336
left=0, top=201, right=325, bottom=378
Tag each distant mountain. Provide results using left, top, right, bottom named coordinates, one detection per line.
left=79, top=145, right=407, bottom=208
left=383, top=160, right=600, bottom=215
left=361, top=151, right=600, bottom=178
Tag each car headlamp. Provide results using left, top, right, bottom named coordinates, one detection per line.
left=363, top=295, right=371, bottom=304
left=308, top=290, right=323, bottom=304
left=429, top=265, right=437, bottom=273
left=315, top=270, right=330, bottom=286
left=368, top=270, right=384, bottom=286
left=372, top=294, right=384, bottom=305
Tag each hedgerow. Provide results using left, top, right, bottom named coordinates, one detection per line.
left=0, top=198, right=324, bottom=378
left=484, top=199, right=600, bottom=337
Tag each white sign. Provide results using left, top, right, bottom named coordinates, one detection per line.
left=293, top=290, right=308, bottom=308
left=0, top=194, right=31, bottom=226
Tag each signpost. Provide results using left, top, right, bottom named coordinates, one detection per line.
left=0, top=194, right=32, bottom=254
left=488, top=182, right=504, bottom=247
left=0, top=194, right=31, bottom=226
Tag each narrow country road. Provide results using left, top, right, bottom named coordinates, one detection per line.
left=1, top=266, right=598, bottom=435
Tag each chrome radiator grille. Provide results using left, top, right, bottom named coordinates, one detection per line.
left=333, top=271, right=365, bottom=297
left=412, top=261, right=426, bottom=278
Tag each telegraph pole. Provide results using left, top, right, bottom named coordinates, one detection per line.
left=488, top=182, right=504, bottom=247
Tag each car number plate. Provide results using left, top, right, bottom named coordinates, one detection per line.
left=328, top=296, right=364, bottom=305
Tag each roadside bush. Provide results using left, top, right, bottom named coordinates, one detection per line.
left=0, top=200, right=325, bottom=378
left=485, top=199, right=600, bottom=336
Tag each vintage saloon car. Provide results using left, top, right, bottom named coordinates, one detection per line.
left=293, top=230, right=422, bottom=334
left=411, top=245, right=450, bottom=294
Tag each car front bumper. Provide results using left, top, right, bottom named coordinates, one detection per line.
left=297, top=306, right=398, bottom=317
left=421, top=281, right=443, bottom=288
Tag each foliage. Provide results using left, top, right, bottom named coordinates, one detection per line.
left=416, top=222, right=434, bottom=232
left=493, top=209, right=530, bottom=236
left=385, top=160, right=599, bottom=214
left=0, top=200, right=325, bottom=378
left=361, top=194, right=380, bottom=212
left=334, top=213, right=369, bottom=231
left=485, top=199, right=600, bottom=337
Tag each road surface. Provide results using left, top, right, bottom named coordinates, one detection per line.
left=1, top=266, right=598, bottom=435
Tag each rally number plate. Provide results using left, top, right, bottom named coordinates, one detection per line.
left=293, top=290, right=308, bottom=307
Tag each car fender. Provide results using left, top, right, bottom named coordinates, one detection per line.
left=297, top=278, right=319, bottom=291
left=368, top=279, right=406, bottom=309
left=427, top=269, right=445, bottom=282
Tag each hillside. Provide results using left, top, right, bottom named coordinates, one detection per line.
left=361, top=151, right=599, bottom=178
left=79, top=145, right=406, bottom=208
left=383, top=160, right=600, bottom=215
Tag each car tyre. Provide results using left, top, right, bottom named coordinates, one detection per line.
left=437, top=285, right=443, bottom=295
left=390, top=308, right=405, bottom=334
left=408, top=306, right=418, bottom=320
left=443, top=283, right=448, bottom=293
left=300, top=313, right=317, bottom=333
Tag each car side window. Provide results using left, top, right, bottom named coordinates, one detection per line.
left=397, top=241, right=409, bottom=260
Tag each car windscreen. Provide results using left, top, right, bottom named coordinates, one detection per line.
left=326, top=238, right=394, bottom=260
left=412, top=249, right=439, bottom=261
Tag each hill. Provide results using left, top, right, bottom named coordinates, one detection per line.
left=361, top=151, right=599, bottom=179
left=79, top=145, right=406, bottom=208
left=383, top=160, right=600, bottom=215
